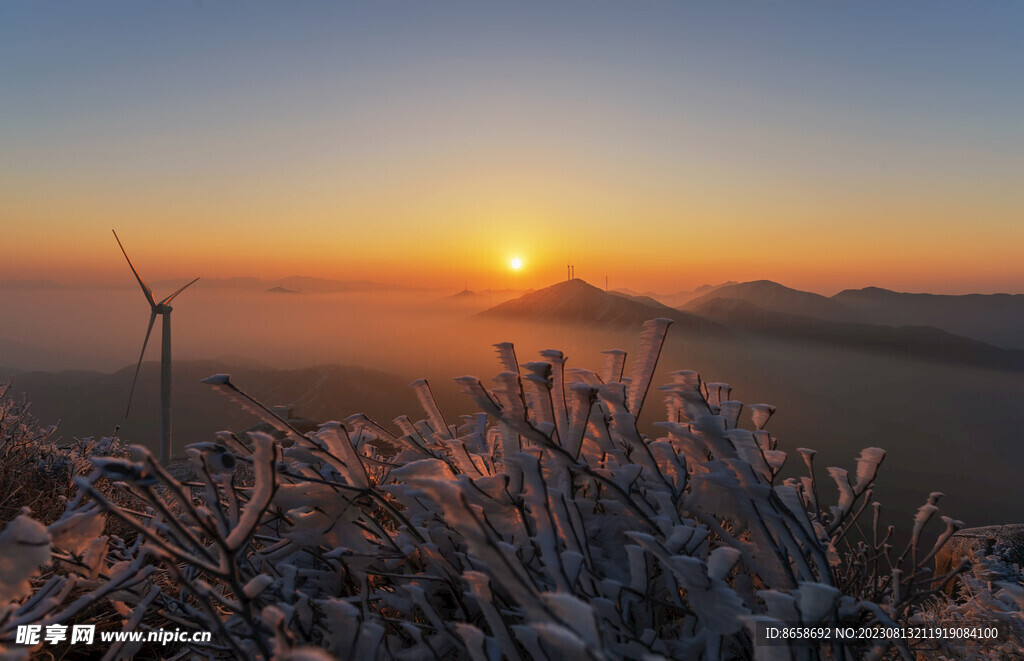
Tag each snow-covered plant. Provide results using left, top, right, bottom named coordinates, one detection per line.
left=0, top=381, right=125, bottom=525
left=0, top=381, right=68, bottom=523
left=910, top=550, right=1024, bottom=660
left=0, top=320, right=996, bottom=659
left=0, top=382, right=143, bottom=658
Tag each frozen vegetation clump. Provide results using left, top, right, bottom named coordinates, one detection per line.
left=0, top=320, right=1021, bottom=659
left=0, top=381, right=119, bottom=525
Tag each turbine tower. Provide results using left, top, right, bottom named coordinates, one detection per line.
left=113, top=230, right=199, bottom=464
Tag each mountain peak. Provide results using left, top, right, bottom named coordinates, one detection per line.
left=480, top=279, right=727, bottom=334
left=683, top=280, right=854, bottom=322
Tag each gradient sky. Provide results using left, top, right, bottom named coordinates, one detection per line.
left=2, top=2, right=1023, bottom=294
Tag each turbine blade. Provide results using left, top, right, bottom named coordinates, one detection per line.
left=160, top=277, right=200, bottom=305
left=126, top=311, right=157, bottom=418
left=112, top=230, right=156, bottom=307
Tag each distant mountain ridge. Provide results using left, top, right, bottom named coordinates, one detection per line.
left=669, top=279, right=1023, bottom=352
left=478, top=278, right=1024, bottom=364
left=614, top=281, right=737, bottom=307
left=481, top=277, right=1024, bottom=372
left=833, top=287, right=1024, bottom=349
left=684, top=280, right=855, bottom=321
left=441, top=288, right=526, bottom=300
left=689, top=296, right=1024, bottom=372
left=480, top=279, right=729, bottom=335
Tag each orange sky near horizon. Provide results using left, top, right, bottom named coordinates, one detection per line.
left=3, top=4, right=1023, bottom=296
left=4, top=202, right=1021, bottom=296
left=4, top=161, right=1022, bottom=295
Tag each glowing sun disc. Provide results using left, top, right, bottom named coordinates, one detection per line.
left=510, top=257, right=523, bottom=270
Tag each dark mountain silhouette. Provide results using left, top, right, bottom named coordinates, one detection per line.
left=690, top=297, right=1024, bottom=372
left=434, top=288, right=528, bottom=311
left=443, top=289, right=487, bottom=301
left=266, top=286, right=301, bottom=294
left=684, top=280, right=855, bottom=321
left=832, top=287, right=1024, bottom=349
left=443, top=288, right=525, bottom=298
left=480, top=279, right=729, bottom=335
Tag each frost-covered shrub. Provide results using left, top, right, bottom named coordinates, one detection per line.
left=912, top=551, right=1024, bottom=659
left=0, top=320, right=1013, bottom=659
left=0, top=382, right=143, bottom=658
left=0, top=381, right=108, bottom=526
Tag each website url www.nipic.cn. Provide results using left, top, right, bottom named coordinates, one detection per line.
left=15, top=624, right=212, bottom=646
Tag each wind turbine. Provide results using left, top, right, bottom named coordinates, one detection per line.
left=113, top=230, right=199, bottom=464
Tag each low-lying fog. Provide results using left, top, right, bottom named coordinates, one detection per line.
left=0, top=286, right=518, bottom=374
left=2, top=285, right=1022, bottom=532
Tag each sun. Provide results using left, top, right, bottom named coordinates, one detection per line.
left=509, top=257, right=523, bottom=270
